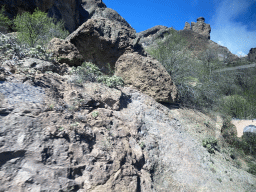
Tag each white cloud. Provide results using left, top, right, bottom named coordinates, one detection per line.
left=210, top=0, right=256, bottom=56
left=236, top=51, right=247, bottom=57
left=217, top=41, right=224, bottom=46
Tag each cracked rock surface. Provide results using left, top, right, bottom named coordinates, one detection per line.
left=0, top=66, right=255, bottom=192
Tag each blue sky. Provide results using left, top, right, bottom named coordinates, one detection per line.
left=104, top=0, right=256, bottom=57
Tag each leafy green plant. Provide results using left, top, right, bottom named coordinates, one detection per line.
left=202, top=137, right=218, bottom=154
left=97, top=75, right=124, bottom=88
left=13, top=8, right=69, bottom=48
left=70, top=61, right=124, bottom=88
left=49, top=104, right=54, bottom=110
left=139, top=142, right=146, bottom=149
left=247, top=162, right=256, bottom=175
left=0, top=6, right=12, bottom=33
left=91, top=111, right=99, bottom=118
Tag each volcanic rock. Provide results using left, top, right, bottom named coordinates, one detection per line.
left=248, top=48, right=256, bottom=62
left=47, top=38, right=84, bottom=66
left=115, top=52, right=178, bottom=103
left=0, top=67, right=255, bottom=191
left=65, top=17, right=137, bottom=74
left=184, top=17, right=211, bottom=39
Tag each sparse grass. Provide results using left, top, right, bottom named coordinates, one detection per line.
left=91, top=111, right=99, bottom=118
left=69, top=61, right=124, bottom=88
left=202, top=137, right=219, bottom=154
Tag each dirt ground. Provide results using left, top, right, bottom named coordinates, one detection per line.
left=231, top=119, right=256, bottom=137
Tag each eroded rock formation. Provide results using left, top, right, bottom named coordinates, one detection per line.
left=248, top=48, right=256, bottom=62
left=0, top=56, right=255, bottom=191
left=115, top=52, right=178, bottom=103
left=183, top=17, right=211, bottom=39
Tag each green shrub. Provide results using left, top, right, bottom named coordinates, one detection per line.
left=247, top=162, right=256, bottom=175
left=220, top=95, right=248, bottom=118
left=97, top=75, right=124, bottom=88
left=242, top=133, right=256, bottom=155
left=70, top=62, right=103, bottom=84
left=0, top=6, right=12, bottom=33
left=202, top=137, right=219, bottom=154
left=70, top=61, right=124, bottom=88
left=91, top=111, right=99, bottom=118
left=13, top=8, right=69, bottom=47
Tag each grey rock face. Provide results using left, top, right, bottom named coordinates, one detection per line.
left=0, top=68, right=255, bottom=191
left=81, top=0, right=107, bottom=17
left=248, top=48, right=256, bottom=62
left=184, top=17, right=211, bottom=39
left=65, top=17, right=137, bottom=74
left=47, top=38, right=84, bottom=66
left=91, top=8, right=132, bottom=28
left=136, top=25, right=169, bottom=47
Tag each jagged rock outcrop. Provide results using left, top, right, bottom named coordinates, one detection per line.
left=47, top=38, right=84, bottom=66
left=0, top=59, right=256, bottom=191
left=183, top=17, right=211, bottom=39
left=81, top=0, right=107, bottom=17
left=115, top=52, right=178, bottom=103
left=136, top=25, right=169, bottom=47
left=64, top=17, right=137, bottom=73
left=91, top=8, right=132, bottom=28
left=248, top=48, right=256, bottom=62
left=136, top=25, right=238, bottom=63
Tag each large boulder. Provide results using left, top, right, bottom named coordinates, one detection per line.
left=184, top=17, right=211, bottom=39
left=115, top=52, right=178, bottom=103
left=81, top=0, right=107, bottom=17
left=65, top=17, right=138, bottom=74
left=91, top=8, right=132, bottom=28
left=248, top=48, right=256, bottom=62
left=47, top=38, right=84, bottom=66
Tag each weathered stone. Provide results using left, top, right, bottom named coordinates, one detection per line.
left=184, top=17, right=211, bottom=39
left=47, top=38, right=84, bottom=66
left=136, top=25, right=169, bottom=47
left=21, top=58, right=57, bottom=72
left=81, top=0, right=107, bottom=17
left=184, top=22, right=191, bottom=30
left=115, top=52, right=178, bottom=103
left=0, top=59, right=255, bottom=191
left=248, top=48, right=256, bottom=62
left=91, top=8, right=132, bottom=28
left=65, top=17, right=137, bottom=74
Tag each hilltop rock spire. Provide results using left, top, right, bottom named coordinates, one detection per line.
left=183, top=17, right=211, bottom=39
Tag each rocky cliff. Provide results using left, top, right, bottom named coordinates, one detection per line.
left=0, top=1, right=255, bottom=192
left=0, top=56, right=256, bottom=191
left=248, top=48, right=256, bottom=62
left=184, top=17, right=211, bottom=40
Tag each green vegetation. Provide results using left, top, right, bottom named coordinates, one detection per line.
left=202, top=137, right=219, bottom=154
left=70, top=61, right=124, bottom=88
left=145, top=27, right=256, bottom=175
left=13, top=8, right=69, bottom=48
left=0, top=6, right=12, bottom=33
left=91, top=111, right=99, bottom=118
left=0, top=6, right=69, bottom=62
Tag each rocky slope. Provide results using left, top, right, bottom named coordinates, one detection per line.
left=0, top=60, right=256, bottom=191
left=136, top=18, right=239, bottom=63
left=0, top=1, right=256, bottom=191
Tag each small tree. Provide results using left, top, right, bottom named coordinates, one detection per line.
left=146, top=28, right=189, bottom=75
left=13, top=8, right=69, bottom=47
left=0, top=6, right=12, bottom=33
